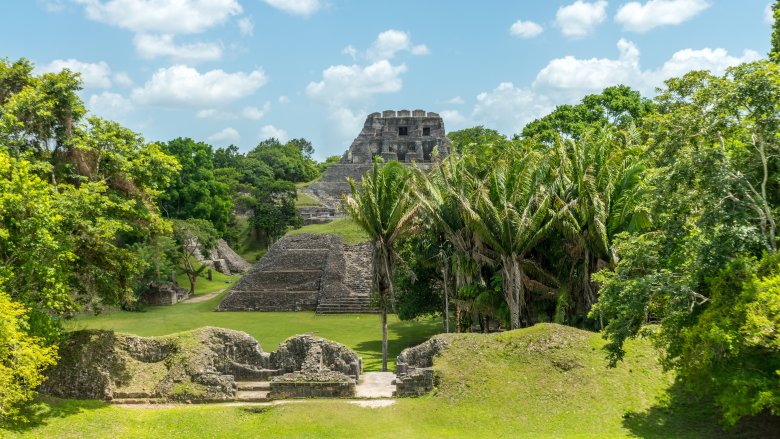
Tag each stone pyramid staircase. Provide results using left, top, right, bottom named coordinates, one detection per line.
left=217, top=234, right=375, bottom=314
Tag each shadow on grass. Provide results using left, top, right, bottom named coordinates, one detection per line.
left=623, top=380, right=780, bottom=439
left=1, top=396, right=111, bottom=433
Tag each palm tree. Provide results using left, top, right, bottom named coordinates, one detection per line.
left=458, top=153, right=556, bottom=329
left=553, top=129, right=648, bottom=318
left=343, top=160, right=416, bottom=371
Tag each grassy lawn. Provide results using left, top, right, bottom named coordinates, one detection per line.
left=173, top=267, right=240, bottom=296
left=6, top=324, right=770, bottom=438
left=295, top=191, right=321, bottom=207
left=288, top=217, right=368, bottom=244
left=66, top=290, right=440, bottom=371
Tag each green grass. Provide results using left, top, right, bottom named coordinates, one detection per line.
left=173, top=267, right=240, bottom=296
left=288, top=217, right=368, bottom=244
left=295, top=191, right=321, bottom=207
left=65, top=290, right=439, bottom=371
left=7, top=324, right=772, bottom=438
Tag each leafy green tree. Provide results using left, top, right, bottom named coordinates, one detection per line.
left=250, top=179, right=301, bottom=248
left=0, top=289, right=57, bottom=422
left=593, top=61, right=780, bottom=424
left=172, top=219, right=218, bottom=294
left=158, top=138, right=232, bottom=234
left=249, top=138, right=318, bottom=183
left=771, top=0, right=780, bottom=63
left=521, top=85, right=653, bottom=142
left=344, top=160, right=416, bottom=371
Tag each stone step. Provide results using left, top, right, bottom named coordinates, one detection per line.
left=113, top=390, right=152, bottom=399
left=232, top=368, right=281, bottom=381
left=111, top=397, right=166, bottom=404
left=317, top=308, right=380, bottom=314
left=235, top=390, right=271, bottom=402
left=217, top=290, right=319, bottom=312
left=236, top=381, right=271, bottom=391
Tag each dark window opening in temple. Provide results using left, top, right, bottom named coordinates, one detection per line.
left=423, top=127, right=431, bottom=136
left=398, top=126, right=408, bottom=136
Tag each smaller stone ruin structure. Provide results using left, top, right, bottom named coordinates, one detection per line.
left=189, top=238, right=252, bottom=276
left=43, top=327, right=363, bottom=403
left=395, top=335, right=451, bottom=396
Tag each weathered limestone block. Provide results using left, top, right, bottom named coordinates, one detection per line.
left=270, top=371, right=355, bottom=398
left=42, top=327, right=273, bottom=402
left=395, top=334, right=451, bottom=397
left=272, top=334, right=362, bottom=380
left=139, top=283, right=190, bottom=305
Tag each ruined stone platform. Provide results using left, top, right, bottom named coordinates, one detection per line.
left=216, top=233, right=376, bottom=314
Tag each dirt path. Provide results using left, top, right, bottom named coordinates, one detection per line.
left=355, top=372, right=396, bottom=398
left=182, top=289, right=223, bottom=304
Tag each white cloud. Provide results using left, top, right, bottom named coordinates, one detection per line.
left=39, top=0, right=67, bottom=12
left=510, top=20, right=544, bottom=38
left=75, top=0, right=242, bottom=34
left=134, top=34, right=222, bottom=62
left=655, top=47, right=761, bottom=80
left=615, top=0, right=711, bottom=33
left=441, top=96, right=465, bottom=105
left=260, top=125, right=288, bottom=142
left=208, top=127, right=240, bottom=144
left=131, top=65, right=268, bottom=107
left=38, top=59, right=112, bottom=88
left=556, top=1, right=607, bottom=38
left=242, top=102, right=271, bottom=120
left=440, top=110, right=467, bottom=127
left=366, top=30, right=429, bottom=61
left=264, top=0, right=320, bottom=17
left=306, top=60, right=407, bottom=105
left=766, top=3, right=775, bottom=24
left=113, top=71, right=133, bottom=88
left=238, top=17, right=254, bottom=36
left=472, top=83, right=553, bottom=135
left=342, top=45, right=358, bottom=60
left=88, top=91, right=134, bottom=118
left=278, top=95, right=290, bottom=104
left=468, top=39, right=759, bottom=137
left=534, top=39, right=641, bottom=94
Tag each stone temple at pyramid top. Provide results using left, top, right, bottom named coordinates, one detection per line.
left=340, top=109, right=451, bottom=164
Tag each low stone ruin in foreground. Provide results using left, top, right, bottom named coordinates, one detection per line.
left=43, top=328, right=362, bottom=403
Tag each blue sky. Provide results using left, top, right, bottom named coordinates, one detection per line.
left=2, top=0, right=773, bottom=159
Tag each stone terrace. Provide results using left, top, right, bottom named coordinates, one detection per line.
left=216, top=234, right=376, bottom=314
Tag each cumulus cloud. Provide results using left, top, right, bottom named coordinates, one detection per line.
left=469, top=40, right=760, bottom=136
left=208, top=127, right=240, bottom=144
left=510, top=20, right=544, bottom=38
left=134, top=34, right=222, bottom=62
left=342, top=45, right=358, bottom=60
left=556, top=0, right=607, bottom=38
left=264, top=0, right=320, bottom=17
left=472, top=83, right=553, bottom=135
left=38, top=59, right=112, bottom=88
left=131, top=65, right=268, bottom=107
left=113, top=71, right=133, bottom=88
left=366, top=30, right=429, bottom=61
left=766, top=3, right=775, bottom=24
left=615, top=0, right=711, bottom=33
left=88, top=91, right=134, bottom=118
left=75, top=0, right=242, bottom=34
left=306, top=60, right=407, bottom=105
left=238, top=17, right=254, bottom=36
left=278, top=95, right=290, bottom=104
left=441, top=96, right=465, bottom=105
left=196, top=101, right=271, bottom=120
left=439, top=110, right=467, bottom=127
left=260, top=125, right=288, bottom=142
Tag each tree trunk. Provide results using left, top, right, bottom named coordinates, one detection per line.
left=502, top=255, right=522, bottom=329
left=381, top=308, right=388, bottom=372
left=442, top=261, right=450, bottom=333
